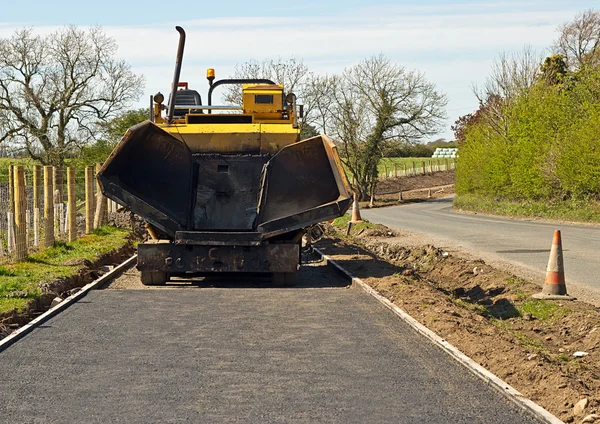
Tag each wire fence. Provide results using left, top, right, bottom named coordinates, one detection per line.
left=0, top=164, right=119, bottom=264
left=377, top=158, right=457, bottom=180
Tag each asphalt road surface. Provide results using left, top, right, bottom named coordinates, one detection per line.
left=0, top=266, right=538, bottom=423
left=362, top=197, right=600, bottom=302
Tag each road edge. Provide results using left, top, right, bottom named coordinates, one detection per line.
left=313, top=247, right=563, bottom=424
left=0, top=254, right=138, bottom=353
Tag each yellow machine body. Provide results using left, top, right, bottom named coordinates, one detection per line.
left=97, top=29, right=351, bottom=283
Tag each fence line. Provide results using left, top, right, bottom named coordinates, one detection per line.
left=346, top=158, right=457, bottom=185
left=0, top=163, right=116, bottom=264
left=378, top=158, right=456, bottom=180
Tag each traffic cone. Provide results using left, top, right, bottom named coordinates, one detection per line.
left=533, top=230, right=575, bottom=300
left=351, top=193, right=363, bottom=223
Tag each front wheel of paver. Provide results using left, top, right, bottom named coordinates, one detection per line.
left=272, top=272, right=298, bottom=287
left=141, top=271, right=169, bottom=286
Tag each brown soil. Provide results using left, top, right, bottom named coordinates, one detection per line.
left=316, top=224, right=600, bottom=423
left=376, top=170, right=455, bottom=194
left=363, top=170, right=455, bottom=208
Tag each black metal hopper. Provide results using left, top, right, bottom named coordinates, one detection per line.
left=97, top=121, right=352, bottom=241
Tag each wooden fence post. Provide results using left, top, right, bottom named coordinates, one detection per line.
left=14, top=166, right=27, bottom=261
left=403, top=163, right=407, bottom=176
left=44, top=166, right=54, bottom=248
left=85, top=166, right=94, bottom=234
left=412, top=161, right=416, bottom=176
left=33, top=165, right=41, bottom=246
left=394, top=165, right=398, bottom=178
left=7, top=165, right=15, bottom=254
left=421, top=161, right=426, bottom=175
left=67, top=167, right=77, bottom=242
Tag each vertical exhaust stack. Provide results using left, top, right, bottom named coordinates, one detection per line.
left=167, top=26, right=186, bottom=124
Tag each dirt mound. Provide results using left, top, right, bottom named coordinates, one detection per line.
left=317, top=226, right=600, bottom=423
left=376, top=170, right=455, bottom=195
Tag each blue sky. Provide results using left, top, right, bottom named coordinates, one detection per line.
left=1, top=0, right=596, bottom=140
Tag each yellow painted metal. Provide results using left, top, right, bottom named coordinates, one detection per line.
left=162, top=122, right=298, bottom=154
left=153, top=82, right=300, bottom=153
left=259, top=124, right=299, bottom=153
left=242, top=84, right=285, bottom=120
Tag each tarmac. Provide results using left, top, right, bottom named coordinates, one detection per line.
left=0, top=264, right=540, bottom=423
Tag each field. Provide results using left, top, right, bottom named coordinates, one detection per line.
left=376, top=157, right=456, bottom=178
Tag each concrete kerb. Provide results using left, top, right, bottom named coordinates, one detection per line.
left=312, top=247, right=563, bottom=424
left=0, top=254, right=138, bottom=353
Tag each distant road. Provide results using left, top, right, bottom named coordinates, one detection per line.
left=362, top=197, right=600, bottom=303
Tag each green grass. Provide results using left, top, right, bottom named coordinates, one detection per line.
left=0, top=226, right=130, bottom=314
left=454, top=193, right=600, bottom=224
left=332, top=214, right=376, bottom=233
left=378, top=157, right=453, bottom=173
left=518, top=299, right=570, bottom=323
left=342, top=157, right=455, bottom=180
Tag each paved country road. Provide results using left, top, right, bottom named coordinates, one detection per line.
left=0, top=265, right=538, bottom=423
left=362, top=197, right=600, bottom=303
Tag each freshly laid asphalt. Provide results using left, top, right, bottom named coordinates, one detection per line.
left=0, top=269, right=539, bottom=423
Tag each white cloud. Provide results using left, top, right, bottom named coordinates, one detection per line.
left=0, top=3, right=582, bottom=139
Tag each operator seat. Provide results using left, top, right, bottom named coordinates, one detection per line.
left=169, top=89, right=203, bottom=116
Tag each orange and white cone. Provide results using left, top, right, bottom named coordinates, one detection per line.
left=351, top=193, right=363, bottom=223
left=533, top=230, right=575, bottom=300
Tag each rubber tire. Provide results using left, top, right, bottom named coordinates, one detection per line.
left=140, top=271, right=169, bottom=286
left=272, top=272, right=298, bottom=287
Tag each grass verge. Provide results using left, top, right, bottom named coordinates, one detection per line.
left=454, top=193, right=600, bottom=224
left=0, top=226, right=130, bottom=314
left=332, top=214, right=376, bottom=233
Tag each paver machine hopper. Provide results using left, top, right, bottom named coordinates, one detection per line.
left=97, top=27, right=352, bottom=285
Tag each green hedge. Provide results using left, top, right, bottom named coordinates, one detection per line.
left=457, top=68, right=600, bottom=203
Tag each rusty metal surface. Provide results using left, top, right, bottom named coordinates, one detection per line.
left=175, top=231, right=262, bottom=246
left=258, top=200, right=352, bottom=239
left=257, top=136, right=351, bottom=231
left=166, top=26, right=186, bottom=124
left=138, top=242, right=299, bottom=273
left=98, top=121, right=193, bottom=236
left=193, top=154, right=267, bottom=231
left=100, top=126, right=351, bottom=246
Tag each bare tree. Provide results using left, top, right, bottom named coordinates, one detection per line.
left=301, top=74, right=338, bottom=136
left=0, top=26, right=144, bottom=166
left=321, top=55, right=447, bottom=199
left=553, top=9, right=600, bottom=69
left=475, top=47, right=541, bottom=101
left=472, top=46, right=541, bottom=140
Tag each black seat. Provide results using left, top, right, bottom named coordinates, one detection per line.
left=169, top=89, right=202, bottom=116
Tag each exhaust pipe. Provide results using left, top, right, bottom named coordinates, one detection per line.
left=167, top=26, right=186, bottom=124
